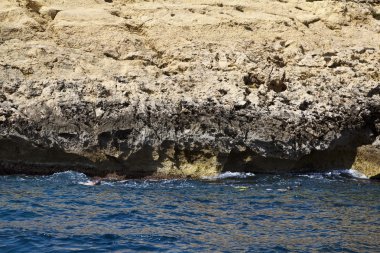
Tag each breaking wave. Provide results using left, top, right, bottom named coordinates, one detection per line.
left=298, top=169, right=368, bottom=180
left=202, top=171, right=255, bottom=180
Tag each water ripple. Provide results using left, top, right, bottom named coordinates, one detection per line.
left=0, top=171, right=379, bottom=252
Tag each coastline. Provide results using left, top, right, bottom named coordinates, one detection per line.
left=0, top=0, right=379, bottom=179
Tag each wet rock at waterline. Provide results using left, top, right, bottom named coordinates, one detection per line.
left=0, top=0, right=379, bottom=179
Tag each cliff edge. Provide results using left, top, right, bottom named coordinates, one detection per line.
left=1, top=0, right=379, bottom=178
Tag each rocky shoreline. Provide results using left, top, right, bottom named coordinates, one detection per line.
left=1, top=0, right=379, bottom=178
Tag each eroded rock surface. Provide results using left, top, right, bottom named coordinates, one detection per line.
left=0, top=0, right=379, bottom=178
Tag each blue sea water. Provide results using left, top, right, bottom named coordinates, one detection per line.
left=0, top=170, right=379, bottom=252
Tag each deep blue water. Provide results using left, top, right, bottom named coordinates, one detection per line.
left=0, top=170, right=379, bottom=252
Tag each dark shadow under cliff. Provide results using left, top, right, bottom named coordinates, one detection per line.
left=0, top=134, right=370, bottom=178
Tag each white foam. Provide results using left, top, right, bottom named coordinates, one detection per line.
left=298, top=174, right=324, bottom=179
left=49, top=170, right=89, bottom=183
left=78, top=179, right=102, bottom=186
left=299, top=169, right=368, bottom=180
left=202, top=171, right=255, bottom=180
left=78, top=181, right=97, bottom=186
left=346, top=169, right=368, bottom=179
left=325, top=169, right=368, bottom=179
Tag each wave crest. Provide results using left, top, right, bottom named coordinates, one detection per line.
left=202, top=171, right=255, bottom=180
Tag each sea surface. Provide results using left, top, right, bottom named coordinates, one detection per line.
left=0, top=170, right=379, bottom=252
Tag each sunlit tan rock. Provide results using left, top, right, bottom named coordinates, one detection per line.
left=0, top=0, right=379, bottom=178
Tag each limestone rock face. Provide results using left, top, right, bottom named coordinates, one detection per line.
left=353, top=145, right=380, bottom=179
left=0, top=0, right=379, bottom=178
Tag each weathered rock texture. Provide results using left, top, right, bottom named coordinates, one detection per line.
left=0, top=0, right=379, bottom=178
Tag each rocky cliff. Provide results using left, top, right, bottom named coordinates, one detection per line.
left=1, top=0, right=379, bottom=178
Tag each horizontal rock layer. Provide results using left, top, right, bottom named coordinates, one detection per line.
left=0, top=0, right=379, bottom=178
